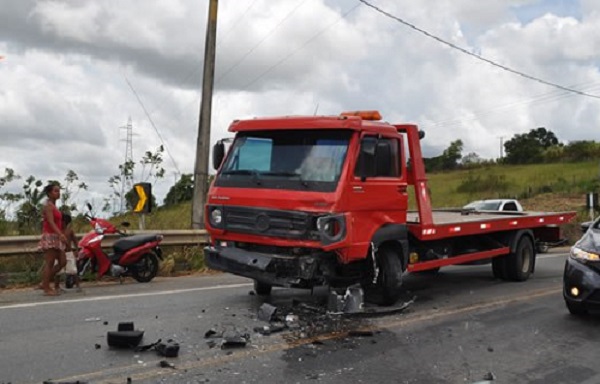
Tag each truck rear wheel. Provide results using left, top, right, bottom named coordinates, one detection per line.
left=492, top=256, right=507, bottom=280
left=506, top=236, right=534, bottom=281
left=362, top=246, right=403, bottom=306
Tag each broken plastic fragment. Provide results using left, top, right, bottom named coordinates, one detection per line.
left=258, top=303, right=278, bottom=322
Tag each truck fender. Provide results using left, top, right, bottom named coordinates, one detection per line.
left=508, top=229, right=536, bottom=272
left=371, top=224, right=409, bottom=270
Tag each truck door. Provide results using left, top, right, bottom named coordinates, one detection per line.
left=347, top=134, right=408, bottom=224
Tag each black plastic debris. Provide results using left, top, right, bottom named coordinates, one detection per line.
left=204, top=328, right=221, bottom=338
left=94, top=343, right=101, bottom=349
left=107, top=322, right=144, bottom=348
left=159, top=360, right=176, bottom=369
left=221, top=330, right=250, bottom=349
left=258, top=303, right=278, bottom=322
left=135, top=339, right=162, bottom=352
left=156, top=339, right=180, bottom=357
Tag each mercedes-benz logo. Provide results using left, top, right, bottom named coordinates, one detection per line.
left=255, top=214, right=270, bottom=232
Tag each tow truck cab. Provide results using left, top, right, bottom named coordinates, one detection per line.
left=204, top=111, right=575, bottom=305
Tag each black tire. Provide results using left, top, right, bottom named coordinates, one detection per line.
left=565, top=300, right=588, bottom=316
left=253, top=280, right=272, bottom=295
left=362, top=246, right=403, bottom=306
left=65, top=274, right=75, bottom=289
left=492, top=256, right=507, bottom=280
left=131, top=252, right=159, bottom=283
left=506, top=236, right=535, bottom=281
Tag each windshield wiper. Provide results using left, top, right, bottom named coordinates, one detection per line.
left=261, top=171, right=309, bottom=188
left=221, top=169, right=262, bottom=185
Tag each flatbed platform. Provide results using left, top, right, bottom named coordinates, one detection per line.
left=406, top=209, right=575, bottom=241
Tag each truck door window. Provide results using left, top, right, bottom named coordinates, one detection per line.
left=355, top=137, right=400, bottom=178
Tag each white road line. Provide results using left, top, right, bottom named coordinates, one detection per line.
left=0, top=283, right=252, bottom=310
left=537, top=252, right=569, bottom=260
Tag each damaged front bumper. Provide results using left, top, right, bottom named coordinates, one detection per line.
left=205, top=244, right=330, bottom=288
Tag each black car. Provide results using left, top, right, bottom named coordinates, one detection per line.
left=563, top=218, right=600, bottom=315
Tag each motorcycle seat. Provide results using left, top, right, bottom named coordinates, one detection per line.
left=113, top=234, right=161, bottom=255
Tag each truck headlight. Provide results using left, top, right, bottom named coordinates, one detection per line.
left=570, top=247, right=600, bottom=261
left=317, top=214, right=346, bottom=244
left=208, top=206, right=224, bottom=228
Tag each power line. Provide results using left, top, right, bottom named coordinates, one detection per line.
left=242, top=2, right=362, bottom=90
left=357, top=0, right=600, bottom=100
left=124, top=76, right=181, bottom=175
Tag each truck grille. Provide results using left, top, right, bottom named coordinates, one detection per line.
left=223, top=206, right=317, bottom=240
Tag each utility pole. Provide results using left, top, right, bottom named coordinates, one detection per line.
left=192, top=0, right=219, bottom=229
left=498, top=136, right=504, bottom=161
left=120, top=117, right=134, bottom=213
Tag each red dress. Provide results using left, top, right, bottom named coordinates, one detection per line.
left=38, top=203, right=64, bottom=251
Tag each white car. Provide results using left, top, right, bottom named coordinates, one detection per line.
left=463, top=199, right=523, bottom=212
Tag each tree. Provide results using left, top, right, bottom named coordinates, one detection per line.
left=164, top=174, right=194, bottom=206
left=0, top=168, right=21, bottom=235
left=60, top=170, right=88, bottom=214
left=441, top=140, right=463, bottom=170
left=504, top=127, right=560, bottom=164
left=16, top=176, right=45, bottom=234
left=424, top=139, right=464, bottom=172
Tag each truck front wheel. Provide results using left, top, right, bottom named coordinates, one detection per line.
left=362, top=246, right=403, bottom=306
left=253, top=280, right=272, bottom=295
left=506, top=236, right=534, bottom=281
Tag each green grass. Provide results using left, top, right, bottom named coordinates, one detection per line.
left=423, top=161, right=599, bottom=209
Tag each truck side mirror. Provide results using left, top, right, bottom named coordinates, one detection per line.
left=212, top=141, right=225, bottom=170
left=419, top=130, right=425, bottom=140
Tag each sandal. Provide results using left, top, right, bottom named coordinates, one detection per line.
left=43, top=290, right=60, bottom=296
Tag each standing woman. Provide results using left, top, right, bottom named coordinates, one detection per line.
left=38, top=182, right=67, bottom=296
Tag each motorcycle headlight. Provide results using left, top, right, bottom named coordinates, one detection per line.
left=94, top=223, right=104, bottom=234
left=570, top=247, right=600, bottom=261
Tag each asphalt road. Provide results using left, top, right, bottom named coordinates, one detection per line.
left=1, top=248, right=599, bottom=384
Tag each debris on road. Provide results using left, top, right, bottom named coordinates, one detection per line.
left=156, top=339, right=180, bottom=357
left=221, top=329, right=250, bottom=349
left=107, top=322, right=144, bottom=348
left=159, top=360, right=176, bottom=369
left=257, top=303, right=278, bottom=322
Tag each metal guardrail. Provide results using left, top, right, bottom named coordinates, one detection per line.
left=0, top=230, right=209, bottom=256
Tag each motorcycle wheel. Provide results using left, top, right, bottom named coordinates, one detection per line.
left=65, top=274, right=75, bottom=289
left=131, top=252, right=159, bottom=283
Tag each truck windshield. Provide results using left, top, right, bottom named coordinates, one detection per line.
left=215, top=129, right=351, bottom=192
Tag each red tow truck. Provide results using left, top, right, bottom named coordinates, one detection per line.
left=204, top=111, right=575, bottom=305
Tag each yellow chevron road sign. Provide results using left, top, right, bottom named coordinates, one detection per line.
left=133, top=183, right=151, bottom=213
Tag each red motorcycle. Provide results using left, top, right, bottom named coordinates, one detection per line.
left=76, top=205, right=163, bottom=283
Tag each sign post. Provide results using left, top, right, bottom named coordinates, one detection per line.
left=133, top=182, right=152, bottom=230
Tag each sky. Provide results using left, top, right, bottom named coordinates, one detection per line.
left=1, top=0, right=600, bottom=217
